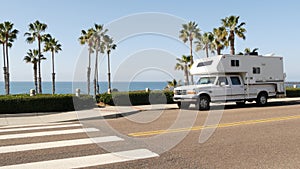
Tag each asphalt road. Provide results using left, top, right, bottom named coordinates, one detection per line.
left=1, top=101, right=300, bottom=168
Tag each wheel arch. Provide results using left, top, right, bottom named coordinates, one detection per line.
left=257, top=90, right=268, bottom=98
left=199, top=93, right=211, bottom=102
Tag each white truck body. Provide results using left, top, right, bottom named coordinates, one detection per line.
left=173, top=54, right=285, bottom=110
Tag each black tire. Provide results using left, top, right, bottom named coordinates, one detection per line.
left=198, top=95, right=210, bottom=111
left=177, top=102, right=181, bottom=109
left=177, top=102, right=190, bottom=109
left=256, top=92, right=268, bottom=106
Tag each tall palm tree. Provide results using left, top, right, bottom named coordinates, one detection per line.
left=195, top=32, right=215, bottom=57
left=179, top=21, right=201, bottom=84
left=0, top=22, right=18, bottom=95
left=24, top=49, right=45, bottom=92
left=91, top=24, right=108, bottom=97
left=79, top=28, right=95, bottom=95
left=175, top=55, right=191, bottom=85
left=0, top=25, right=6, bottom=94
left=212, top=27, right=228, bottom=55
left=221, top=15, right=246, bottom=55
left=24, top=20, right=49, bottom=94
left=103, top=35, right=116, bottom=94
left=44, top=35, right=62, bottom=95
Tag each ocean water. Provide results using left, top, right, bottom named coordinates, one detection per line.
left=0, top=81, right=168, bottom=95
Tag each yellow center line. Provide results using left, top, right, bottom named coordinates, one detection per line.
left=128, top=114, right=300, bottom=137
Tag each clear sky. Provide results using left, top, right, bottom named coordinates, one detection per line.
left=1, top=0, right=300, bottom=82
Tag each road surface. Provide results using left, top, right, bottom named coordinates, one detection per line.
left=1, top=101, right=300, bottom=168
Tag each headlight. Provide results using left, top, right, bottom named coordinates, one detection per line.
left=187, top=90, right=196, bottom=94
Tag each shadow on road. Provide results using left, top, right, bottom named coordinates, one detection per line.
left=185, top=100, right=300, bottom=111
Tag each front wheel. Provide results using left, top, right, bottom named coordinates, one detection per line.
left=177, top=102, right=190, bottom=109
left=197, top=95, right=210, bottom=111
left=256, top=93, right=268, bottom=106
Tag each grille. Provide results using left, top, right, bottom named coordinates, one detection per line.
left=174, top=90, right=186, bottom=95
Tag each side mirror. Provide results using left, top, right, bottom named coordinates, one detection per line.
left=220, top=82, right=226, bottom=86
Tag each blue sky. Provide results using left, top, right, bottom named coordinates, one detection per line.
left=1, top=0, right=300, bottom=82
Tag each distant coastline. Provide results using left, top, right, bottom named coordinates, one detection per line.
left=0, top=81, right=168, bottom=95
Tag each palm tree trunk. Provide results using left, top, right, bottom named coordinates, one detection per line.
left=230, top=31, right=235, bottom=55
left=184, top=65, right=189, bottom=85
left=93, top=49, right=99, bottom=97
left=189, top=39, right=194, bottom=84
left=205, top=46, right=209, bottom=58
left=2, top=44, right=7, bottom=94
left=51, top=51, right=55, bottom=95
left=5, top=37, right=9, bottom=95
left=38, top=37, right=42, bottom=94
left=107, top=52, right=111, bottom=94
left=217, top=47, right=221, bottom=55
left=96, top=51, right=100, bottom=95
left=87, top=47, right=91, bottom=95
left=34, top=63, right=38, bottom=92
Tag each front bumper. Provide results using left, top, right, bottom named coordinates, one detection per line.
left=173, top=94, right=198, bottom=103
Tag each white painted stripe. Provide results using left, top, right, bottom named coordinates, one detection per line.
left=0, top=136, right=123, bottom=154
left=0, top=123, right=82, bottom=133
left=0, top=128, right=98, bottom=140
left=0, top=149, right=159, bottom=169
left=0, top=122, right=77, bottom=129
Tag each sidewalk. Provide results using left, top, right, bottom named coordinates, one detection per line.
left=0, top=104, right=178, bottom=127
left=1, top=97, right=300, bottom=127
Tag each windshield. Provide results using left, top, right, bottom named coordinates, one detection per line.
left=196, top=77, right=216, bottom=85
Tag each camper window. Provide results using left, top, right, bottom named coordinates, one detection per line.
left=197, top=61, right=213, bottom=67
left=231, top=60, right=239, bottom=67
left=253, top=67, right=261, bottom=74
left=230, top=77, right=241, bottom=85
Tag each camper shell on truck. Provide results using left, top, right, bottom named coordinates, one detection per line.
left=173, top=54, right=285, bottom=110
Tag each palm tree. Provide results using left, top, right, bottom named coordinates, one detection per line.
left=44, top=35, right=62, bottom=95
left=24, top=49, right=45, bottom=93
left=103, top=35, right=116, bottom=94
left=24, top=20, right=49, bottom=94
left=239, top=48, right=259, bottom=55
left=79, top=28, right=96, bottom=95
left=0, top=22, right=19, bottom=95
left=212, top=27, right=228, bottom=55
left=91, top=24, right=108, bottom=97
left=179, top=21, right=201, bottom=84
left=221, top=15, right=246, bottom=55
left=165, top=79, right=181, bottom=90
left=175, top=55, right=191, bottom=85
left=195, top=32, right=215, bottom=57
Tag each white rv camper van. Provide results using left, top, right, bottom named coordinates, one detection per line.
left=173, top=54, right=285, bottom=110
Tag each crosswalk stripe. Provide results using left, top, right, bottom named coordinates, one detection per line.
left=0, top=122, right=77, bottom=129
left=0, top=123, right=82, bottom=133
left=0, top=128, right=99, bottom=140
left=0, top=149, right=159, bottom=169
left=0, top=136, right=123, bottom=154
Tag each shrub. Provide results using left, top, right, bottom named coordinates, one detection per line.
left=286, top=88, right=300, bottom=97
left=0, top=94, right=95, bottom=114
left=97, top=90, right=174, bottom=106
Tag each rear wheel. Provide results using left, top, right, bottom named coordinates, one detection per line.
left=256, top=92, right=268, bottom=106
left=198, top=95, right=210, bottom=110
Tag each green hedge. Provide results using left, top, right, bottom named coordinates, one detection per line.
left=97, top=91, right=174, bottom=106
left=0, top=94, right=95, bottom=113
left=286, top=88, right=300, bottom=97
